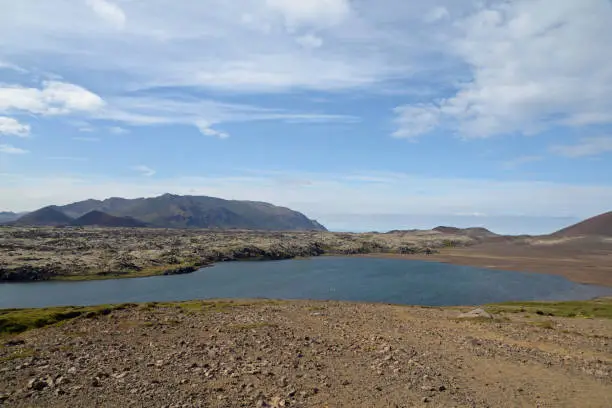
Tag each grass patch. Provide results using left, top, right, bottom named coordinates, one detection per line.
left=0, top=303, right=135, bottom=335
left=487, top=298, right=612, bottom=319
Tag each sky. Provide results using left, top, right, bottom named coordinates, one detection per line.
left=0, top=0, right=611, bottom=235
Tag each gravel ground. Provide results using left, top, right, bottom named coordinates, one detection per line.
left=1, top=300, right=610, bottom=407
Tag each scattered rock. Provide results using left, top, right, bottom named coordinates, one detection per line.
left=458, top=308, right=494, bottom=319
left=27, top=378, right=48, bottom=391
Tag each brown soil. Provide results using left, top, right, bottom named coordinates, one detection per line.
left=553, top=211, right=612, bottom=237
left=361, top=238, right=612, bottom=287
left=1, top=300, right=611, bottom=408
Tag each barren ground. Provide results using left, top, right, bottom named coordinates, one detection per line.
left=367, top=238, right=612, bottom=286
left=1, top=299, right=611, bottom=408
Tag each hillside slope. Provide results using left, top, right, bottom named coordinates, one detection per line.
left=71, top=210, right=148, bottom=228
left=553, top=211, right=612, bottom=237
left=13, top=207, right=73, bottom=226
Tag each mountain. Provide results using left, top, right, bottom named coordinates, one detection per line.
left=19, top=194, right=327, bottom=231
left=13, top=206, right=73, bottom=226
left=71, top=210, right=148, bottom=228
left=0, top=212, right=21, bottom=224
left=552, top=211, right=612, bottom=237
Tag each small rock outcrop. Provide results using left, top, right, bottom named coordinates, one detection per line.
left=458, top=308, right=494, bottom=319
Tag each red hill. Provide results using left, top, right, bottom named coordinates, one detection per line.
left=552, top=211, right=612, bottom=237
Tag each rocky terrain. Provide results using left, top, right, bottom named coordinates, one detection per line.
left=0, top=227, right=479, bottom=282
left=0, top=299, right=610, bottom=407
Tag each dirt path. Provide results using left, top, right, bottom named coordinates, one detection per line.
left=1, top=300, right=610, bottom=407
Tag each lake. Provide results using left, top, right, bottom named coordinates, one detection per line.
left=1, top=257, right=611, bottom=309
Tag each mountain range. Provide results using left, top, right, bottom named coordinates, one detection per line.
left=9, top=194, right=327, bottom=231
left=0, top=212, right=23, bottom=224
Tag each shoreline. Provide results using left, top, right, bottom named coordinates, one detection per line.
left=3, top=248, right=612, bottom=288
left=353, top=251, right=612, bottom=287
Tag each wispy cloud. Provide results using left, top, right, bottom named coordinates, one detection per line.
left=47, top=156, right=88, bottom=162
left=196, top=121, right=229, bottom=139
left=131, top=165, right=156, bottom=177
left=0, top=144, right=28, bottom=154
left=501, top=155, right=543, bottom=170
left=0, top=116, right=30, bottom=137
left=85, top=0, right=126, bottom=29
left=73, top=136, right=100, bottom=142
left=109, top=126, right=129, bottom=134
left=551, top=136, right=612, bottom=157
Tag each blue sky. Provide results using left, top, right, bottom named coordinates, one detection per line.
left=1, top=0, right=611, bottom=234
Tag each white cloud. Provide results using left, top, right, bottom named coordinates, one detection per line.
left=0, top=81, right=104, bottom=115
left=109, top=126, right=129, bottom=134
left=0, top=0, right=408, bottom=93
left=295, top=34, right=323, bottom=49
left=424, top=6, right=450, bottom=23
left=86, top=0, right=126, bottom=29
left=265, top=0, right=351, bottom=29
left=131, top=165, right=156, bottom=177
left=392, top=105, right=440, bottom=139
left=47, top=156, right=88, bottom=162
left=393, top=0, right=612, bottom=139
left=196, top=122, right=229, bottom=139
left=0, top=144, right=28, bottom=154
left=551, top=136, right=612, bottom=157
left=0, top=117, right=30, bottom=137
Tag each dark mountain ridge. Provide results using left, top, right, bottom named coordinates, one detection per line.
left=72, top=210, right=148, bottom=228
left=14, top=194, right=327, bottom=231
left=12, top=206, right=73, bottom=227
left=0, top=212, right=21, bottom=224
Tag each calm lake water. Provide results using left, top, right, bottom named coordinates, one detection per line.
left=1, top=257, right=611, bottom=309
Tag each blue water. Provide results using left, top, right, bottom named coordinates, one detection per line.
left=1, top=257, right=611, bottom=309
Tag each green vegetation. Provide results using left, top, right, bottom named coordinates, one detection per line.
left=488, top=297, right=612, bottom=319
left=51, top=262, right=202, bottom=282
left=0, top=303, right=134, bottom=335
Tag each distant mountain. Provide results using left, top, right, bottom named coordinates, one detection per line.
left=0, top=212, right=21, bottom=224
left=13, top=206, right=73, bottom=226
left=17, top=194, right=327, bottom=231
left=72, top=210, right=148, bottom=228
left=552, top=211, right=612, bottom=237
left=433, top=226, right=498, bottom=238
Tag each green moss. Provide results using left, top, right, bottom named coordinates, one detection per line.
left=0, top=304, right=133, bottom=335
left=487, top=297, right=612, bottom=319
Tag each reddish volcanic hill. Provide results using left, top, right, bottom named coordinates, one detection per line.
left=553, top=211, right=612, bottom=237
